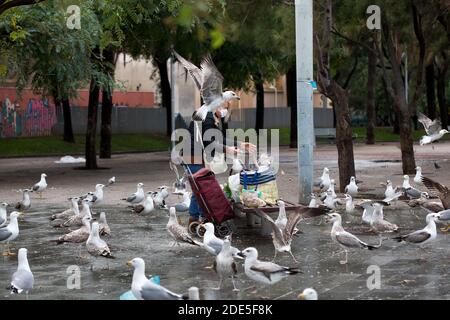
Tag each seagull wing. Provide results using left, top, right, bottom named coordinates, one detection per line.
left=173, top=51, right=203, bottom=90
left=422, top=176, right=450, bottom=209
left=140, top=281, right=182, bottom=300
left=402, top=230, right=431, bottom=243
left=32, top=183, right=40, bottom=191
left=200, top=54, right=224, bottom=104
left=335, top=230, right=368, bottom=249
left=205, top=237, right=224, bottom=255
left=256, top=209, right=285, bottom=243
left=418, top=112, right=441, bottom=135
left=11, top=270, right=34, bottom=292
left=0, top=227, right=12, bottom=241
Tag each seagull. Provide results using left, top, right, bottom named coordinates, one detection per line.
left=418, top=112, right=449, bottom=145
left=127, top=257, right=186, bottom=300
left=62, top=198, right=92, bottom=228
left=436, top=209, right=450, bottom=232
left=213, top=236, right=239, bottom=291
left=107, top=176, right=116, bottom=186
left=15, top=189, right=31, bottom=212
left=345, top=176, right=358, bottom=196
left=130, top=192, right=155, bottom=214
left=0, top=211, right=21, bottom=256
left=414, top=167, right=423, bottom=185
left=32, top=173, right=47, bottom=198
left=316, top=167, right=331, bottom=190
left=359, top=201, right=376, bottom=224
left=326, top=213, right=381, bottom=264
left=370, top=203, right=398, bottom=233
left=274, top=200, right=287, bottom=231
left=86, top=221, right=114, bottom=259
left=402, top=175, right=428, bottom=199
left=298, top=288, right=318, bottom=300
left=393, top=213, right=438, bottom=246
left=173, top=50, right=240, bottom=121
left=344, top=194, right=355, bottom=214
left=321, top=179, right=337, bottom=200
left=238, top=247, right=300, bottom=285
left=308, top=194, right=319, bottom=208
left=169, top=161, right=186, bottom=194
left=407, top=198, right=444, bottom=213
left=172, top=191, right=191, bottom=212
left=0, top=202, right=9, bottom=227
left=153, top=186, right=170, bottom=208
left=91, top=184, right=105, bottom=206
left=324, top=190, right=342, bottom=210
left=51, top=197, right=80, bottom=221
left=53, top=215, right=92, bottom=244
left=201, top=223, right=241, bottom=257
left=8, top=248, right=34, bottom=298
left=166, top=207, right=200, bottom=247
left=421, top=176, right=450, bottom=209
left=382, top=181, right=402, bottom=204
left=99, top=212, right=111, bottom=236
left=122, top=183, right=145, bottom=204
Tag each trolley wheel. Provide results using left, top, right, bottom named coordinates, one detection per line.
left=216, top=224, right=233, bottom=237
left=188, top=221, right=200, bottom=236
left=196, top=224, right=206, bottom=238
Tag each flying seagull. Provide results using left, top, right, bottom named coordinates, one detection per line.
left=393, top=213, right=438, bottom=246
left=127, top=257, right=186, bottom=300
left=32, top=173, right=47, bottom=198
left=421, top=176, right=450, bottom=209
left=238, top=247, right=300, bottom=285
left=213, top=236, right=239, bottom=291
left=326, top=213, right=381, bottom=264
left=173, top=50, right=240, bottom=121
left=418, top=113, right=449, bottom=145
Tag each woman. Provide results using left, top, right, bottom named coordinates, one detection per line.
left=186, top=108, right=255, bottom=226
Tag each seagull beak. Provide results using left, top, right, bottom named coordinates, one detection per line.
left=236, top=252, right=245, bottom=258
left=236, top=97, right=241, bottom=100
left=298, top=293, right=306, bottom=300
left=126, top=261, right=132, bottom=267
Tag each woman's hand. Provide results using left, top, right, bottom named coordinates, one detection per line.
left=226, top=146, right=239, bottom=155
left=239, top=142, right=257, bottom=154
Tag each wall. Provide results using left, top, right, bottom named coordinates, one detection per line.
left=0, top=96, right=57, bottom=138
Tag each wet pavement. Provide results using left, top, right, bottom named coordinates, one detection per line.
left=0, top=202, right=448, bottom=300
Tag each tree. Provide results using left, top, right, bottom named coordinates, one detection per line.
left=315, top=0, right=356, bottom=191
left=366, top=38, right=376, bottom=145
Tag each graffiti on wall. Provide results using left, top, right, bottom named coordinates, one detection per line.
left=0, top=97, right=58, bottom=137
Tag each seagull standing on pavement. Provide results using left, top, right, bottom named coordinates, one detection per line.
left=402, top=175, right=428, bottom=199
left=166, top=207, right=199, bottom=247
left=316, top=167, right=331, bottom=190
left=86, top=222, right=114, bottom=259
left=326, top=213, right=381, bottom=264
left=308, top=194, right=319, bottom=208
left=15, top=189, right=31, bottom=212
left=418, top=112, right=449, bottom=145
left=153, top=186, right=170, bottom=208
left=173, top=51, right=240, bottom=121
left=0, top=211, right=21, bottom=256
left=130, top=192, right=155, bottom=214
left=344, top=194, right=355, bottom=214
left=8, top=248, right=34, bottom=298
left=32, top=173, right=47, bottom=198
left=122, top=183, right=145, bottom=204
left=213, top=236, right=239, bottom=291
left=414, top=167, right=423, bottom=185
left=393, top=213, right=438, bottom=246
left=238, top=247, right=299, bottom=285
left=370, top=203, right=398, bottom=233
left=0, top=202, right=8, bottom=227
left=345, top=176, right=358, bottom=196
left=201, top=223, right=241, bottom=257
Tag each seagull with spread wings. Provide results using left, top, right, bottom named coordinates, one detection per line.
left=418, top=112, right=449, bottom=145
left=173, top=50, right=240, bottom=121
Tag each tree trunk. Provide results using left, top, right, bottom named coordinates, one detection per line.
left=366, top=41, right=376, bottom=145
left=330, top=85, right=355, bottom=192
left=437, top=63, right=448, bottom=129
left=100, top=87, right=113, bottom=158
left=62, top=98, right=75, bottom=143
left=286, top=67, right=297, bottom=148
left=100, top=49, right=115, bottom=159
left=85, top=78, right=100, bottom=169
left=155, top=58, right=172, bottom=136
left=425, top=63, right=436, bottom=120
left=398, top=106, right=416, bottom=174
left=255, top=79, right=264, bottom=132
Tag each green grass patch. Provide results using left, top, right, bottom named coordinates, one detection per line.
left=0, top=134, right=170, bottom=158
